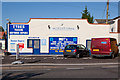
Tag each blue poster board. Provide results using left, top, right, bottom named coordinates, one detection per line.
left=9, top=24, right=29, bottom=35
left=49, top=37, right=77, bottom=54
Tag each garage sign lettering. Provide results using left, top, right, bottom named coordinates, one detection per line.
left=9, top=24, right=29, bottom=35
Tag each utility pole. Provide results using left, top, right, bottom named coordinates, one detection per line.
left=106, top=0, right=109, bottom=24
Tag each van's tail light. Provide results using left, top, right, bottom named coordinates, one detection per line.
left=73, top=49, right=77, bottom=52
left=109, top=49, right=111, bottom=52
left=90, top=48, right=92, bottom=51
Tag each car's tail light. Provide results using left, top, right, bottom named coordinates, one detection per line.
left=63, top=50, right=65, bottom=52
left=73, top=49, right=77, bottom=52
left=109, top=49, right=111, bottom=52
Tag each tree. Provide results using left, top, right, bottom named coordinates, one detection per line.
left=81, top=6, right=94, bottom=23
left=2, top=33, right=6, bottom=39
left=0, top=26, right=4, bottom=32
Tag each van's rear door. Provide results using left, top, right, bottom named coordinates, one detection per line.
left=91, top=38, right=110, bottom=53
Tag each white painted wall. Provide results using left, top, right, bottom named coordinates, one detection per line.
left=8, top=18, right=116, bottom=54
left=110, top=18, right=120, bottom=32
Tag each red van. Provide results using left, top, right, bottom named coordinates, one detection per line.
left=91, top=38, right=119, bottom=58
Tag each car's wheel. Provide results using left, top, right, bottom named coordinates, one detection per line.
left=116, top=53, right=119, bottom=57
left=64, top=55, right=68, bottom=57
left=91, top=55, right=95, bottom=58
left=86, top=52, right=90, bottom=57
left=76, top=54, right=80, bottom=58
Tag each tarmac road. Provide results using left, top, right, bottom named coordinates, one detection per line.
left=1, top=55, right=119, bottom=80
left=2, top=64, right=119, bottom=79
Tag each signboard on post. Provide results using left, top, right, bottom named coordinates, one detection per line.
left=18, top=43, right=24, bottom=51
left=16, top=44, right=20, bottom=60
left=9, top=24, right=29, bottom=35
left=11, top=44, right=24, bottom=64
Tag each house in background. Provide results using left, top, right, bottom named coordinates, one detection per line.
left=0, top=26, right=6, bottom=50
left=94, top=16, right=120, bottom=53
left=94, top=16, right=120, bottom=33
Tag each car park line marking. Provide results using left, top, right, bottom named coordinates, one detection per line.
left=61, top=58, right=64, bottom=59
left=44, top=58, right=47, bottom=59
left=56, top=57, right=61, bottom=59
left=82, top=57, right=92, bottom=59
left=0, top=57, right=4, bottom=59
left=33, top=58, right=36, bottom=59
left=46, top=69, right=51, bottom=70
left=53, top=57, right=56, bottom=59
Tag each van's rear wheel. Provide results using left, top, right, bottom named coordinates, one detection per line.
left=111, top=53, right=115, bottom=59
left=91, top=55, right=96, bottom=58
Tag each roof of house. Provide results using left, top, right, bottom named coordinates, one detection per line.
left=94, top=19, right=114, bottom=24
left=113, top=16, right=120, bottom=20
left=94, top=16, right=120, bottom=24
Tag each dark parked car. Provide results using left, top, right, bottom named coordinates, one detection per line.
left=63, top=44, right=89, bottom=58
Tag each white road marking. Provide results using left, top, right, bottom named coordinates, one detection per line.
left=53, top=57, right=55, bottom=59
left=44, top=58, right=47, bottom=59
left=4, top=69, right=51, bottom=72
left=1, top=63, right=119, bottom=67
left=61, top=58, right=64, bottom=59
left=66, top=67, right=84, bottom=70
left=82, top=57, right=92, bottom=59
left=0, top=57, right=4, bottom=59
left=101, top=66, right=118, bottom=69
left=33, top=58, right=36, bottom=59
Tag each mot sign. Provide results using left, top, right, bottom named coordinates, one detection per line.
left=49, top=37, right=77, bottom=54
left=9, top=24, right=29, bottom=35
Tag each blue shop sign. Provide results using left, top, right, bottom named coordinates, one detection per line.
left=9, top=24, right=29, bottom=35
left=49, top=37, right=77, bottom=54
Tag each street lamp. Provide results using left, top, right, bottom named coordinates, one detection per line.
left=6, top=18, right=11, bottom=39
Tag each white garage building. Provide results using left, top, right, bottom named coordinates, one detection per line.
left=7, top=18, right=120, bottom=55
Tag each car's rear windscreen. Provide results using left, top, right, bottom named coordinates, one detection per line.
left=65, top=45, right=77, bottom=49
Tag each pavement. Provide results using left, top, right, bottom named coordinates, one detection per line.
left=1, top=55, right=119, bottom=66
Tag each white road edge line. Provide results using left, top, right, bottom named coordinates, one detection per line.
left=4, top=69, right=52, bottom=72
left=101, top=66, right=118, bottom=68
left=66, top=67, right=84, bottom=70
left=1, top=63, right=119, bottom=66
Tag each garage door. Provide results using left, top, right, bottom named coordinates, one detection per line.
left=49, top=37, right=77, bottom=54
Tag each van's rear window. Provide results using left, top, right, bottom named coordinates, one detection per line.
left=101, top=42, right=107, bottom=44
left=65, top=45, right=77, bottom=49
